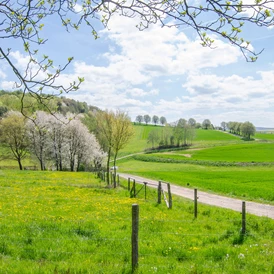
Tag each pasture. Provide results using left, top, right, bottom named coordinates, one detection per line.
left=0, top=171, right=273, bottom=273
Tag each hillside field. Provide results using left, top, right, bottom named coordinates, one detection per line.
left=117, top=126, right=274, bottom=204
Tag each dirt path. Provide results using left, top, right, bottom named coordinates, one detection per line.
left=119, top=173, right=274, bottom=220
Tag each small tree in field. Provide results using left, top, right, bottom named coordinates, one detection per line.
left=144, top=115, right=151, bottom=125
left=241, top=121, right=256, bottom=140
left=152, top=115, right=159, bottom=126
left=202, top=119, right=211, bottom=130
left=96, top=109, right=134, bottom=185
left=148, top=129, right=160, bottom=148
left=0, top=111, right=29, bottom=170
left=112, top=111, right=134, bottom=186
left=160, top=116, right=167, bottom=126
left=135, top=115, right=143, bottom=124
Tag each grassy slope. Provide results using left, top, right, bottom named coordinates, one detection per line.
left=0, top=171, right=273, bottom=273
left=118, top=124, right=163, bottom=157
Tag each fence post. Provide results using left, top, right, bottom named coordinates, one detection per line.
left=241, top=201, right=246, bottom=235
left=194, top=189, right=198, bottom=218
left=117, top=174, right=120, bottom=186
left=133, top=179, right=136, bottom=198
left=158, top=181, right=162, bottom=204
left=128, top=178, right=130, bottom=191
left=113, top=173, right=116, bottom=188
left=132, top=204, right=139, bottom=273
left=167, top=183, right=172, bottom=209
left=144, top=182, right=147, bottom=200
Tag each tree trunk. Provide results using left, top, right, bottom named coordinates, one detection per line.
left=18, top=159, right=23, bottom=170
left=106, top=147, right=111, bottom=185
left=113, top=152, right=118, bottom=188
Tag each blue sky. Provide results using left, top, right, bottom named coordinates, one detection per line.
left=1, top=9, right=274, bottom=127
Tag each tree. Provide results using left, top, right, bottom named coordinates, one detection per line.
left=152, top=115, right=159, bottom=126
left=160, top=116, right=167, bottom=126
left=27, top=111, right=50, bottom=170
left=2, top=0, right=271, bottom=111
left=65, top=117, right=103, bottom=171
left=148, top=129, right=160, bottom=149
left=95, top=109, right=134, bottom=185
left=143, top=115, right=151, bottom=125
left=241, top=121, right=256, bottom=140
left=202, top=119, right=211, bottom=130
left=47, top=114, right=67, bottom=171
left=95, top=110, right=115, bottom=184
left=112, top=111, right=134, bottom=186
left=135, top=115, right=143, bottom=124
left=221, top=121, right=227, bottom=131
left=188, top=118, right=196, bottom=127
left=0, top=111, right=29, bottom=170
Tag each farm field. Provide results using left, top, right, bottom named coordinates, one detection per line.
left=142, top=142, right=274, bottom=162
left=0, top=171, right=273, bottom=273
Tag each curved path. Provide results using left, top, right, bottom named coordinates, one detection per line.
left=119, top=173, right=274, bottom=220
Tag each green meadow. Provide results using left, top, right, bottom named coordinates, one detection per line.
left=142, top=143, right=274, bottom=162
left=0, top=171, right=273, bottom=273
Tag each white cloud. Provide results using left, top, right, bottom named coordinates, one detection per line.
left=0, top=81, right=15, bottom=90
left=0, top=69, right=6, bottom=79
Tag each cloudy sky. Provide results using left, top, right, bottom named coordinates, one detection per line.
left=1, top=6, right=274, bottom=127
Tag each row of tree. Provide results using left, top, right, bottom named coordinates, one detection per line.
left=0, top=111, right=105, bottom=171
left=221, top=121, right=256, bottom=140
left=135, top=115, right=167, bottom=126
left=147, top=118, right=198, bottom=148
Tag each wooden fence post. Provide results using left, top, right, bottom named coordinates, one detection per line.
left=133, top=179, right=136, bottom=198
left=241, top=201, right=246, bottom=235
left=132, top=204, right=139, bottom=273
left=194, top=189, right=198, bottom=218
left=113, top=173, right=116, bottom=188
left=144, top=182, right=147, bottom=200
left=117, top=174, right=120, bottom=186
left=128, top=178, right=130, bottom=191
left=158, top=181, right=162, bottom=204
left=167, top=183, right=172, bottom=209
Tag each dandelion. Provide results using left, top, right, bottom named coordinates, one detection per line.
left=238, top=253, right=245, bottom=259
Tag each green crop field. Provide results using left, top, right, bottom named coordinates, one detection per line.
left=255, top=132, right=274, bottom=140
left=0, top=171, right=273, bottom=273
left=195, top=129, right=240, bottom=141
left=143, top=142, right=274, bottom=163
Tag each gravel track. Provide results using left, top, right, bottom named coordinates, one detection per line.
left=119, top=173, right=274, bottom=219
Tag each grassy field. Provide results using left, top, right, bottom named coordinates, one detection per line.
left=143, top=142, right=274, bottom=163
left=255, top=132, right=274, bottom=140
left=118, top=160, right=274, bottom=204
left=195, top=129, right=240, bottom=141
left=0, top=171, right=273, bottom=273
